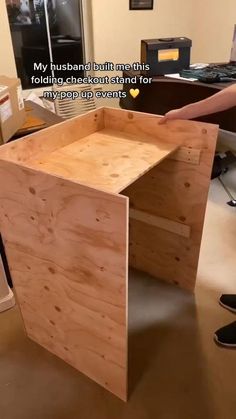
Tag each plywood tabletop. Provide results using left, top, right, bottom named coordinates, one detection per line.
left=29, top=128, right=178, bottom=193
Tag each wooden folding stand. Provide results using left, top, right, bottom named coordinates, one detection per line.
left=0, top=108, right=218, bottom=401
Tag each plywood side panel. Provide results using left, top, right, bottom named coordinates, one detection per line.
left=121, top=112, right=218, bottom=291
left=104, top=107, right=217, bottom=149
left=129, top=219, right=197, bottom=290
left=0, top=160, right=128, bottom=401
left=0, top=108, right=104, bottom=164
left=125, top=159, right=214, bottom=291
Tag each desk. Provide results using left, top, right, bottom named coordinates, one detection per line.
left=0, top=108, right=218, bottom=400
left=121, top=71, right=236, bottom=132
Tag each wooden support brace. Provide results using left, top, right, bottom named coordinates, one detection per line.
left=129, top=208, right=191, bottom=238
left=170, top=147, right=201, bottom=165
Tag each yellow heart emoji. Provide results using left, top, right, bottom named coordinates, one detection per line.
left=129, top=88, right=140, bottom=99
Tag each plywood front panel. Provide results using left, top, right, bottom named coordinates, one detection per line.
left=0, top=160, right=128, bottom=400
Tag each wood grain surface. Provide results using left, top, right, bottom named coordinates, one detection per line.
left=0, top=106, right=219, bottom=399
left=29, top=128, right=178, bottom=193
left=111, top=107, right=219, bottom=291
left=0, top=108, right=104, bottom=163
left=0, top=160, right=128, bottom=400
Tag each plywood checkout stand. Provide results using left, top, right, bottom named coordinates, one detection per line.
left=0, top=108, right=218, bottom=400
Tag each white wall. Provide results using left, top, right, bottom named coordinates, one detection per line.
left=1, top=0, right=236, bottom=83
left=90, top=0, right=236, bottom=66
left=0, top=0, right=17, bottom=77
left=90, top=0, right=194, bottom=106
left=91, top=0, right=193, bottom=67
left=191, top=0, right=236, bottom=63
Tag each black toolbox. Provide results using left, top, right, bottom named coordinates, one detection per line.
left=141, top=37, right=192, bottom=76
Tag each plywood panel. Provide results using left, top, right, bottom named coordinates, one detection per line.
left=29, top=128, right=178, bottom=193
left=126, top=161, right=217, bottom=291
left=0, top=160, right=128, bottom=400
left=104, top=107, right=216, bottom=149
left=117, top=108, right=219, bottom=291
left=0, top=106, right=219, bottom=399
left=129, top=219, right=196, bottom=290
left=0, top=108, right=104, bottom=164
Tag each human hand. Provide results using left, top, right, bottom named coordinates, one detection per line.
left=159, top=108, right=187, bottom=124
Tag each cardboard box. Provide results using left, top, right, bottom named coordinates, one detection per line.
left=0, top=76, right=26, bottom=144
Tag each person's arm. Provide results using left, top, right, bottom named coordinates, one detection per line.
left=159, top=84, right=236, bottom=123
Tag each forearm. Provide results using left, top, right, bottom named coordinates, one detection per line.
left=179, top=84, right=236, bottom=119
